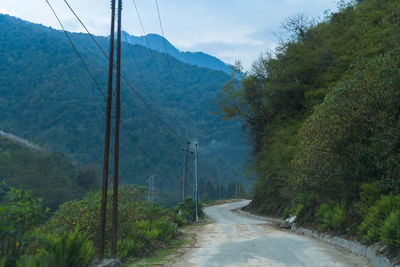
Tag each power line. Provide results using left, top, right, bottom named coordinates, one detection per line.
left=44, top=0, right=165, bottom=171
left=154, top=0, right=177, bottom=103
left=122, top=30, right=155, bottom=103
left=62, top=0, right=187, bottom=141
left=131, top=0, right=164, bottom=83
left=129, top=0, right=181, bottom=109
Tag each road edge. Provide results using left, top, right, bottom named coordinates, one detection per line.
left=235, top=207, right=397, bottom=267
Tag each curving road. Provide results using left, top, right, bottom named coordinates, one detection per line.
left=173, top=200, right=370, bottom=267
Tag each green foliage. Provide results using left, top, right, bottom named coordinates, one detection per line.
left=317, top=202, right=346, bottom=231
left=358, top=194, right=400, bottom=244
left=295, top=49, right=400, bottom=201
left=174, top=198, right=204, bottom=223
left=0, top=185, right=178, bottom=264
left=357, top=182, right=382, bottom=217
left=0, top=137, right=98, bottom=210
left=42, top=185, right=177, bottom=260
left=0, top=187, right=46, bottom=267
left=292, top=193, right=316, bottom=224
left=16, top=228, right=94, bottom=267
left=380, top=210, right=400, bottom=251
left=217, top=0, right=400, bottom=250
left=0, top=14, right=247, bottom=204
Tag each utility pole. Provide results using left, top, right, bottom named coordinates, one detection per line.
left=194, top=142, right=199, bottom=222
left=99, top=0, right=116, bottom=259
left=218, top=166, right=221, bottom=200
left=111, top=0, right=122, bottom=258
left=235, top=176, right=238, bottom=199
left=147, top=174, right=155, bottom=203
left=181, top=142, right=193, bottom=200
left=238, top=175, right=240, bottom=199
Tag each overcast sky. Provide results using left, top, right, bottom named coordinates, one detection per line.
left=1, top=0, right=338, bottom=69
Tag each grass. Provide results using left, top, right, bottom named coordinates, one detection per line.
left=125, top=223, right=203, bottom=267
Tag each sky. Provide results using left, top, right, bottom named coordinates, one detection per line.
left=0, top=0, right=338, bottom=69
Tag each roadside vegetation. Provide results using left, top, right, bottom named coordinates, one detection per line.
left=0, top=180, right=204, bottom=267
left=217, top=0, right=400, bottom=257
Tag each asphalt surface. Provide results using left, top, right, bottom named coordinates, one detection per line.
left=173, top=200, right=370, bottom=267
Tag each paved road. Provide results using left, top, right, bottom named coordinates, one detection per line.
left=173, top=200, right=370, bottom=267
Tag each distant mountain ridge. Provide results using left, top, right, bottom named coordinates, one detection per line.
left=121, top=31, right=231, bottom=74
left=0, top=14, right=248, bottom=206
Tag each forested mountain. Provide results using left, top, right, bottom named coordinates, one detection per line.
left=122, top=32, right=231, bottom=73
left=218, top=0, right=400, bottom=251
left=0, top=136, right=98, bottom=210
left=0, top=14, right=248, bottom=206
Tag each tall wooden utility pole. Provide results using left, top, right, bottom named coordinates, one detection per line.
left=111, top=0, right=122, bottom=258
left=181, top=142, right=193, bottom=200
left=99, top=0, right=116, bottom=259
left=194, top=143, right=199, bottom=222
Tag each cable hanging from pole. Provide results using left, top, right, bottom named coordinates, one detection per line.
left=63, top=0, right=188, bottom=142
left=43, top=0, right=166, bottom=174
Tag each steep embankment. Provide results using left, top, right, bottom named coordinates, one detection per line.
left=217, top=0, right=400, bottom=257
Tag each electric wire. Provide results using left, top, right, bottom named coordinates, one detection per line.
left=131, top=0, right=164, bottom=84
left=63, top=0, right=187, bottom=141
left=122, top=30, right=154, bottom=103
left=130, top=0, right=181, bottom=109
left=44, top=0, right=163, bottom=170
left=154, top=0, right=178, bottom=104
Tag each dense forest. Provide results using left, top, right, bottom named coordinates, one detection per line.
left=218, top=0, right=400, bottom=252
left=0, top=136, right=98, bottom=210
left=0, top=14, right=249, bottom=207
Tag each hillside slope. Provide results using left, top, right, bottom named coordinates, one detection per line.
left=0, top=135, right=98, bottom=210
left=122, top=32, right=231, bottom=73
left=0, top=14, right=248, bottom=206
left=217, top=0, right=400, bottom=254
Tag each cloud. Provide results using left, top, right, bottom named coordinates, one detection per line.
left=184, top=40, right=277, bottom=69
left=0, top=7, right=13, bottom=16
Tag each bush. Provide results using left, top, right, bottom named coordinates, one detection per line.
left=174, top=198, right=204, bottom=223
left=317, top=202, right=346, bottom=231
left=117, top=238, right=145, bottom=259
left=380, top=210, right=400, bottom=251
left=357, top=182, right=382, bottom=217
left=291, top=193, right=316, bottom=224
left=17, top=228, right=95, bottom=267
left=0, top=188, right=46, bottom=267
left=358, top=194, right=400, bottom=244
left=116, top=218, right=177, bottom=260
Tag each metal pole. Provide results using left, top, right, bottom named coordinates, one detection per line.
left=99, top=0, right=116, bottom=259
left=182, top=142, right=192, bottom=200
left=238, top=175, right=240, bottom=199
left=235, top=176, right=238, bottom=199
left=194, top=143, right=198, bottom=222
left=111, top=0, right=122, bottom=257
left=218, top=166, right=221, bottom=200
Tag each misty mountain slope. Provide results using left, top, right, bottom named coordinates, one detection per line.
left=0, top=14, right=248, bottom=205
left=122, top=32, right=231, bottom=74
left=0, top=135, right=98, bottom=210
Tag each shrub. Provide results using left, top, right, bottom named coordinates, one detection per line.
left=117, top=238, right=145, bottom=259
left=17, top=228, right=95, bottom=267
left=317, top=202, right=346, bottom=231
left=357, top=182, right=381, bottom=217
left=0, top=188, right=46, bottom=267
left=380, top=210, right=400, bottom=251
left=174, top=198, right=204, bottom=223
left=358, top=194, right=400, bottom=244
left=291, top=193, right=316, bottom=224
